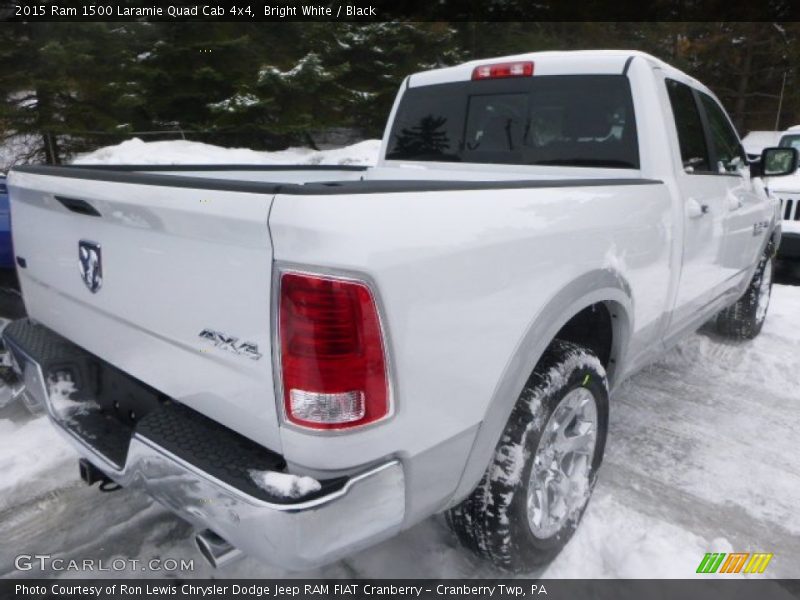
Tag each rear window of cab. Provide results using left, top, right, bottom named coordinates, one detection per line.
left=386, top=75, right=639, bottom=169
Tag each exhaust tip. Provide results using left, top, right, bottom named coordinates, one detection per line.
left=195, top=530, right=242, bottom=569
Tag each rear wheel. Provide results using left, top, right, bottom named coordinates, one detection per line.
left=446, top=340, right=609, bottom=572
left=715, top=250, right=773, bottom=340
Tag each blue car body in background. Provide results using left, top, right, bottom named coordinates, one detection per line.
left=0, top=175, right=13, bottom=269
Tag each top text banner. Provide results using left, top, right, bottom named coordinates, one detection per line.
left=4, top=0, right=800, bottom=22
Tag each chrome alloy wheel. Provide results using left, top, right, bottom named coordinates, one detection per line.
left=527, top=387, right=598, bottom=539
left=755, top=257, right=772, bottom=324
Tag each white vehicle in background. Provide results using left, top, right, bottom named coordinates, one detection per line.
left=770, top=125, right=800, bottom=260
left=3, top=50, right=798, bottom=572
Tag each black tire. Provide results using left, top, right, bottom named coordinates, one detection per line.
left=446, top=340, right=609, bottom=573
left=715, top=249, right=773, bottom=340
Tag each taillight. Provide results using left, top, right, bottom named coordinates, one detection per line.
left=472, top=61, right=534, bottom=80
left=278, top=271, right=390, bottom=430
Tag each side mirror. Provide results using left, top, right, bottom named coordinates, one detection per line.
left=755, top=147, right=798, bottom=177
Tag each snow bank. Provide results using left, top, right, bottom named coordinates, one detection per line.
left=72, top=138, right=381, bottom=166
left=741, top=131, right=782, bottom=156
left=248, top=469, right=321, bottom=499
left=0, top=414, right=73, bottom=499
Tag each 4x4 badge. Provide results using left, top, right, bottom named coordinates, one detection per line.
left=753, top=221, right=769, bottom=236
left=198, top=329, right=262, bottom=361
left=78, top=240, right=102, bottom=293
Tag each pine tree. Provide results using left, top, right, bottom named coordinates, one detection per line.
left=2, top=21, right=799, bottom=166
left=0, top=23, right=153, bottom=164
left=133, top=24, right=255, bottom=135
left=325, top=23, right=464, bottom=135
left=219, top=23, right=465, bottom=143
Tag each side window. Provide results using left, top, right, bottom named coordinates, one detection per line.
left=779, top=134, right=800, bottom=150
left=665, top=79, right=711, bottom=173
left=698, top=93, right=746, bottom=174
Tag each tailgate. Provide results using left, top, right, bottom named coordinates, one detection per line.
left=8, top=168, right=281, bottom=451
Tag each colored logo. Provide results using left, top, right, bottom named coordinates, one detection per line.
left=697, top=552, right=773, bottom=574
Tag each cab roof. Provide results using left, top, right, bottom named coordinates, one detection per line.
left=408, top=49, right=710, bottom=96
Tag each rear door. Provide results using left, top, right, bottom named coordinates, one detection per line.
left=8, top=169, right=281, bottom=451
left=664, top=78, right=730, bottom=329
left=695, top=91, right=766, bottom=278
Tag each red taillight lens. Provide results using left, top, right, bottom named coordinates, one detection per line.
left=471, top=61, right=534, bottom=80
left=278, top=272, right=390, bottom=430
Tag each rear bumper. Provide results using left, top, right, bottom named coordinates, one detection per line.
left=3, top=319, right=405, bottom=570
left=99, top=436, right=403, bottom=570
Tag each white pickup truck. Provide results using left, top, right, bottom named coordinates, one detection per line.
left=4, top=50, right=797, bottom=573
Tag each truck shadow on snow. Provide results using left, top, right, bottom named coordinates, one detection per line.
left=774, top=258, right=800, bottom=286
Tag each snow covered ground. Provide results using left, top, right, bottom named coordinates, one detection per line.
left=0, top=139, right=798, bottom=579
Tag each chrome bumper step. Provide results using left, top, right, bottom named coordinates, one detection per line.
left=1, top=318, right=406, bottom=569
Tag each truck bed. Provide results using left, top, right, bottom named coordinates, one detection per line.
left=8, top=162, right=665, bottom=470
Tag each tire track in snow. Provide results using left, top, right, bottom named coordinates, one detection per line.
left=599, top=463, right=800, bottom=578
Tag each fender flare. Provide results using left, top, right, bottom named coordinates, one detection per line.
left=448, top=268, right=633, bottom=506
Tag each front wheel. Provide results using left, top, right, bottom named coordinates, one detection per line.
left=446, top=340, right=609, bottom=572
left=715, top=250, right=773, bottom=340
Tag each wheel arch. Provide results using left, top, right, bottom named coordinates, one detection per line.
left=448, top=269, right=633, bottom=507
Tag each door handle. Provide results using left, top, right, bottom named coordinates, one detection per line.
left=687, top=198, right=709, bottom=219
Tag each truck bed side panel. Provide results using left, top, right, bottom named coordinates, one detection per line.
left=270, top=181, right=673, bottom=473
